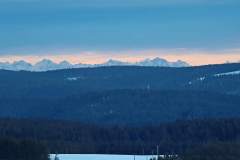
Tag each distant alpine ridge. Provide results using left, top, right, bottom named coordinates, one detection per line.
left=0, top=57, right=189, bottom=71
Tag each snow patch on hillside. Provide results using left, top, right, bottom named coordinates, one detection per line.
left=214, top=70, right=240, bottom=77
left=66, top=76, right=86, bottom=81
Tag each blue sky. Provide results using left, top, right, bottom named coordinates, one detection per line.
left=0, top=0, right=240, bottom=64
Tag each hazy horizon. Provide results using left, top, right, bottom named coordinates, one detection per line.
left=0, top=50, right=240, bottom=66
left=0, top=0, right=239, bottom=66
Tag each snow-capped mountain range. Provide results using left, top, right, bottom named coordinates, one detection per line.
left=0, top=57, right=190, bottom=71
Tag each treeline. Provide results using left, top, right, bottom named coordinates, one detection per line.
left=0, top=89, right=240, bottom=125
left=1, top=118, right=240, bottom=154
left=154, top=142, right=240, bottom=160
left=0, top=138, right=49, bottom=160
left=181, top=142, right=240, bottom=160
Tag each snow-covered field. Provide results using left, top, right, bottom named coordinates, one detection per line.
left=50, top=154, right=155, bottom=160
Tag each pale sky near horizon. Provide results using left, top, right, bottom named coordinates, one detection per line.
left=0, top=0, right=240, bottom=65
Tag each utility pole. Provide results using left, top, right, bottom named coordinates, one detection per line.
left=151, top=150, right=154, bottom=160
left=54, top=154, right=60, bottom=160
left=157, top=145, right=159, bottom=160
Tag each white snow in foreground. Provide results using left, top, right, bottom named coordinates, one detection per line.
left=214, top=70, right=240, bottom=77
left=50, top=154, right=158, bottom=160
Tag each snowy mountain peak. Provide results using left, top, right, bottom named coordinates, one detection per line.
left=151, top=57, right=169, bottom=65
left=102, top=59, right=130, bottom=66
left=0, top=57, right=190, bottom=71
left=59, top=60, right=71, bottom=65
left=10, top=60, right=32, bottom=71
left=171, top=60, right=190, bottom=67
left=12, top=60, right=29, bottom=65
left=152, top=57, right=168, bottom=62
left=35, top=59, right=56, bottom=65
left=33, top=59, right=58, bottom=71
left=137, top=57, right=188, bottom=67
left=58, top=61, right=73, bottom=69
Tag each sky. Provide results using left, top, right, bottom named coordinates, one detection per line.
left=0, top=0, right=240, bottom=65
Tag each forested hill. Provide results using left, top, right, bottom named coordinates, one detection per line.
left=0, top=62, right=240, bottom=97
left=0, top=63, right=240, bottom=125
left=0, top=89, right=239, bottom=125
left=1, top=118, right=240, bottom=154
